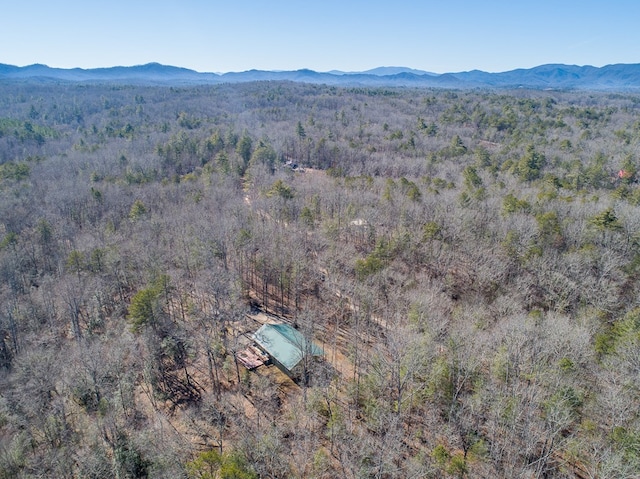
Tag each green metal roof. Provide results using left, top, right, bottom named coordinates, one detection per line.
left=252, top=323, right=323, bottom=372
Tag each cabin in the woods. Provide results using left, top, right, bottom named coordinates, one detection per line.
left=249, top=323, right=323, bottom=379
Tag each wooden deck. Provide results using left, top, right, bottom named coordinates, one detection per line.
left=236, top=345, right=269, bottom=370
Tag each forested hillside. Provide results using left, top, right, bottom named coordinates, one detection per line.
left=1, top=81, right=640, bottom=478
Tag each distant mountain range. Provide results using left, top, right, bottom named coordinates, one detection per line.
left=2, top=62, right=640, bottom=90
left=328, top=66, right=437, bottom=76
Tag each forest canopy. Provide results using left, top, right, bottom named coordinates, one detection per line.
left=1, top=81, right=640, bottom=478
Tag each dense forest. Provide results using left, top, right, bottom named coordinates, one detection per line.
left=1, top=80, right=640, bottom=478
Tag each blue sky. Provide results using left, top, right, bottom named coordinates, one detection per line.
left=3, top=0, right=639, bottom=73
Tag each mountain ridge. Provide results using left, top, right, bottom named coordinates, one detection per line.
left=1, top=62, right=640, bottom=90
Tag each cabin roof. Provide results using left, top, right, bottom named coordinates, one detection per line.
left=252, top=323, right=322, bottom=372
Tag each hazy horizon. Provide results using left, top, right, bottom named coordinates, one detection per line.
left=3, top=0, right=639, bottom=75
left=2, top=61, right=636, bottom=77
